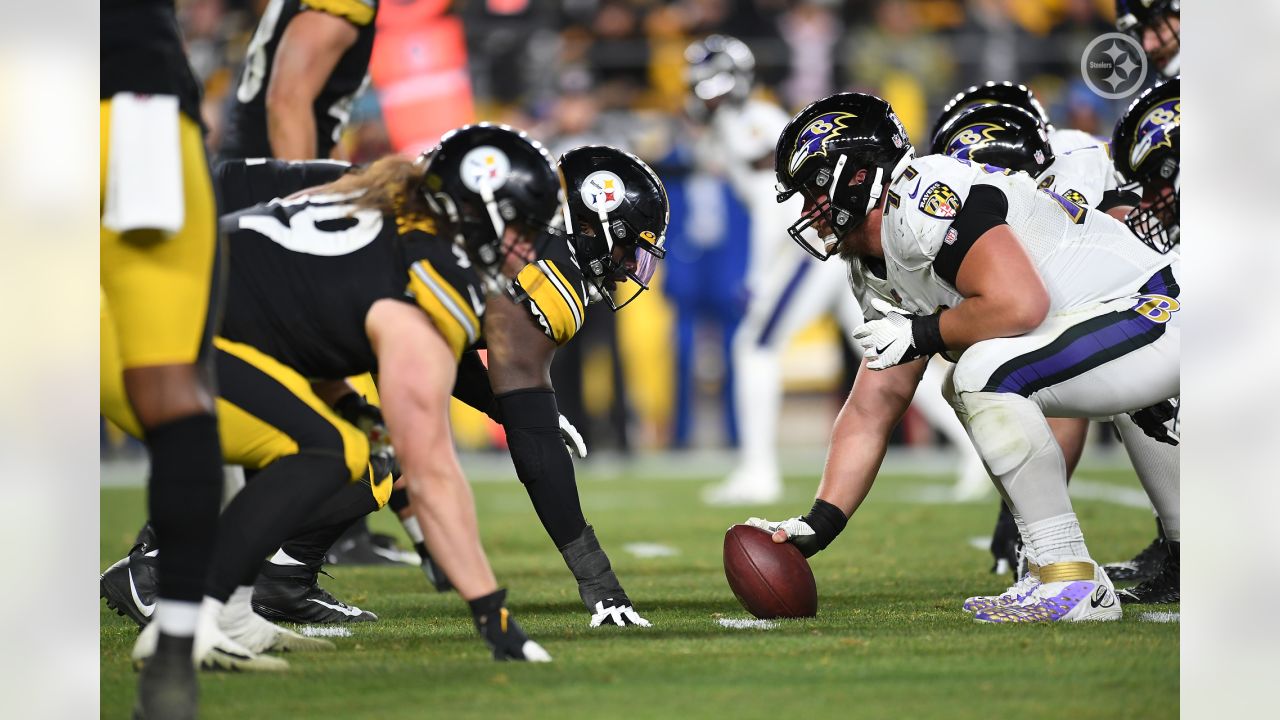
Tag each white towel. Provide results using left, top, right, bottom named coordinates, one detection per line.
left=102, top=93, right=185, bottom=234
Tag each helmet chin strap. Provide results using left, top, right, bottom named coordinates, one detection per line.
left=867, top=149, right=916, bottom=215
left=477, top=179, right=506, bottom=245
left=596, top=203, right=615, bottom=255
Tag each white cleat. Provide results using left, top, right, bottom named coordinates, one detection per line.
left=701, top=470, right=782, bottom=506
left=133, top=602, right=290, bottom=672
left=972, top=562, right=1121, bottom=624
left=962, top=571, right=1040, bottom=614
left=218, top=587, right=334, bottom=654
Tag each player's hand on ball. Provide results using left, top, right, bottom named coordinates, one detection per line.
left=589, top=598, right=651, bottom=628
left=746, top=516, right=819, bottom=556
left=851, top=298, right=925, bottom=370
left=559, top=413, right=588, bottom=458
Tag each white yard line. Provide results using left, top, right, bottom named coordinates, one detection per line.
left=623, top=543, right=680, bottom=558
left=716, top=617, right=778, bottom=630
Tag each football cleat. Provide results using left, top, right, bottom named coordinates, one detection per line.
left=1117, top=541, right=1180, bottom=605
left=1103, top=525, right=1168, bottom=583
left=132, top=608, right=289, bottom=672
left=701, top=470, right=783, bottom=507
left=472, top=591, right=552, bottom=662
left=218, top=588, right=336, bottom=653
left=132, top=632, right=197, bottom=720
left=251, top=562, right=378, bottom=624
left=325, top=522, right=412, bottom=566
left=973, top=561, right=1121, bottom=623
left=962, top=567, right=1040, bottom=614
left=101, top=524, right=159, bottom=628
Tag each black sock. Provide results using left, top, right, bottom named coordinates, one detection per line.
left=496, top=389, right=587, bottom=548
left=206, top=452, right=348, bottom=601
left=146, top=413, right=223, bottom=603
left=280, top=477, right=381, bottom=567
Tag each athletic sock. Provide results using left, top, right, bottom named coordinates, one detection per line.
left=153, top=599, right=200, bottom=638
left=1024, top=513, right=1092, bottom=567
left=146, top=412, right=223, bottom=604
left=1114, top=412, right=1180, bottom=541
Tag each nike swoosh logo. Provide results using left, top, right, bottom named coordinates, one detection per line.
left=907, top=177, right=923, bottom=199
left=307, top=598, right=363, bottom=617
left=875, top=343, right=893, bottom=355
left=1089, top=586, right=1115, bottom=609
left=129, top=568, right=156, bottom=616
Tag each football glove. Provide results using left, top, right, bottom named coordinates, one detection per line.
left=851, top=298, right=943, bottom=370
left=1128, top=398, right=1180, bottom=446
left=746, top=499, right=848, bottom=558
left=559, top=413, right=587, bottom=458
left=588, top=598, right=651, bottom=628
left=469, top=589, right=552, bottom=662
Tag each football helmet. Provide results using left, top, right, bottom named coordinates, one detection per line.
left=931, top=103, right=1055, bottom=177
left=930, top=81, right=1053, bottom=147
left=1116, top=0, right=1180, bottom=76
left=420, top=123, right=569, bottom=293
left=1112, top=77, right=1180, bottom=253
left=684, top=34, right=755, bottom=118
left=560, top=145, right=668, bottom=310
left=774, top=92, right=914, bottom=261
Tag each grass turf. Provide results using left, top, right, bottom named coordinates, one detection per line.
left=100, top=467, right=1177, bottom=719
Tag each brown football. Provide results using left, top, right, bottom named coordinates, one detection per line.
left=723, top=524, right=818, bottom=619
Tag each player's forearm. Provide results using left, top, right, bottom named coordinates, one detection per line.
left=405, top=458, right=498, bottom=601
left=939, top=293, right=1048, bottom=352
left=816, top=401, right=895, bottom=516
left=266, top=97, right=319, bottom=161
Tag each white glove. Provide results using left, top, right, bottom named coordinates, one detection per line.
left=745, top=516, right=816, bottom=542
left=851, top=298, right=924, bottom=370
left=589, top=599, right=651, bottom=628
left=559, top=413, right=587, bottom=458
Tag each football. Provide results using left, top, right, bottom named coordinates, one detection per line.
left=723, top=524, right=818, bottom=619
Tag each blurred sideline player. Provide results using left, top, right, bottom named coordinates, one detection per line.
left=1117, top=0, right=1179, bottom=78
left=102, top=0, right=229, bottom=714
left=750, top=92, right=1179, bottom=622
left=685, top=35, right=980, bottom=506
left=219, top=0, right=378, bottom=161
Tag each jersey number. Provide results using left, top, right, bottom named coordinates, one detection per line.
left=238, top=200, right=384, bottom=257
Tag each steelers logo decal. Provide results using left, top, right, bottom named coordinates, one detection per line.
left=460, top=146, right=512, bottom=193
left=919, top=181, right=962, bottom=219
left=581, top=170, right=626, bottom=213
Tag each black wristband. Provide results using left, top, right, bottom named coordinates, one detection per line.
left=910, top=311, right=946, bottom=357
left=468, top=588, right=508, bottom=618
left=793, top=499, right=849, bottom=558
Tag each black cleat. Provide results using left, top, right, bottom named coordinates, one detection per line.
left=1103, top=520, right=1168, bottom=583
left=325, top=522, right=411, bottom=566
left=251, top=562, right=378, bottom=624
left=470, top=590, right=551, bottom=662
left=1118, top=541, right=1180, bottom=605
left=989, top=503, right=1021, bottom=577
left=102, top=524, right=159, bottom=628
left=132, top=633, right=197, bottom=720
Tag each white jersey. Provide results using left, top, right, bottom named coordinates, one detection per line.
left=849, top=154, right=1173, bottom=322
left=1035, top=136, right=1122, bottom=209
left=702, top=97, right=802, bottom=284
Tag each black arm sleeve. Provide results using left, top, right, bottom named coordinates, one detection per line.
left=451, top=350, right=500, bottom=421
left=933, top=184, right=1009, bottom=287
left=213, top=158, right=353, bottom=214
left=1096, top=187, right=1141, bottom=212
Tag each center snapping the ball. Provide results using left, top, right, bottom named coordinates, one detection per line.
left=723, top=524, right=818, bottom=619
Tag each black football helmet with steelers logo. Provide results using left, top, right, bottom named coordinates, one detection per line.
left=421, top=123, right=568, bottom=290
left=774, top=92, right=914, bottom=260
left=1112, top=77, right=1180, bottom=253
left=931, top=103, right=1055, bottom=177
left=560, top=145, right=669, bottom=310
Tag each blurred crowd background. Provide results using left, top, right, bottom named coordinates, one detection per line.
left=102, top=0, right=1133, bottom=460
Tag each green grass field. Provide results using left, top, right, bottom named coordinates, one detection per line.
left=100, top=466, right=1178, bottom=719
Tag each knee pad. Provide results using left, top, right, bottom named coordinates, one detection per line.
left=958, top=391, right=1041, bottom=478
left=939, top=362, right=964, bottom=415
left=495, top=389, right=562, bottom=486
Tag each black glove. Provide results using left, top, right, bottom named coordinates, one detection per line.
left=469, top=589, right=551, bottom=662
left=1128, top=398, right=1179, bottom=446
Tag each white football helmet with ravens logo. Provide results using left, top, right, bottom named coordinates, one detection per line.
left=773, top=92, right=914, bottom=260
left=560, top=146, right=669, bottom=310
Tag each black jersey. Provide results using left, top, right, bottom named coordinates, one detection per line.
left=101, top=0, right=204, bottom=122
left=214, top=157, right=352, bottom=214
left=511, top=234, right=588, bottom=346
left=220, top=191, right=484, bottom=379
left=219, top=0, right=378, bottom=160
